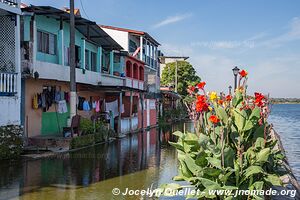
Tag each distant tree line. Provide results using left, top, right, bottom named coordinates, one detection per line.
left=270, top=98, right=300, bottom=104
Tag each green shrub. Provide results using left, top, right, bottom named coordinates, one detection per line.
left=0, top=125, right=23, bottom=160
left=70, top=134, right=94, bottom=149
left=80, top=118, right=94, bottom=135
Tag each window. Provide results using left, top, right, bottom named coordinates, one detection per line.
left=37, top=30, right=56, bottom=55
left=91, top=52, right=97, bottom=72
left=85, top=50, right=89, bottom=70
left=129, top=40, right=137, bottom=53
left=102, top=50, right=110, bottom=73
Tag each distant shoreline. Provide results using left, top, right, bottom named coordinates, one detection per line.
left=271, top=102, right=300, bottom=104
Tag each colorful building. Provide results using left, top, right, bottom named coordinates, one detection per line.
left=0, top=0, right=21, bottom=126
left=20, top=5, right=149, bottom=139
left=100, top=25, right=161, bottom=129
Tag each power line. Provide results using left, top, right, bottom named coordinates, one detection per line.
left=80, top=0, right=90, bottom=20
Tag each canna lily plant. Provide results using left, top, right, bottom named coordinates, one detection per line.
left=161, top=70, right=287, bottom=199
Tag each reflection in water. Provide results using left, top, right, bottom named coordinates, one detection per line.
left=0, top=122, right=194, bottom=200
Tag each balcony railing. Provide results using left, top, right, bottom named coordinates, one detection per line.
left=0, top=0, right=19, bottom=7
left=124, top=77, right=144, bottom=90
left=0, top=72, right=17, bottom=96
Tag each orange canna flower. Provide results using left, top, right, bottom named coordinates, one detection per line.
left=218, top=99, right=224, bottom=105
left=209, top=115, right=220, bottom=124
left=239, top=70, right=248, bottom=78
left=197, top=81, right=206, bottom=90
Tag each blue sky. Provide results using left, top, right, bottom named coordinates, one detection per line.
left=23, top=0, right=300, bottom=98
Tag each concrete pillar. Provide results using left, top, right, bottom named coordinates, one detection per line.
left=81, top=39, right=85, bottom=69
left=118, top=92, right=123, bottom=135
left=32, top=16, right=37, bottom=72
left=110, top=51, right=114, bottom=75
left=139, top=36, right=143, bottom=61
left=58, top=29, right=64, bottom=66
left=97, top=46, right=102, bottom=73
left=15, top=15, right=21, bottom=124
left=129, top=91, right=133, bottom=131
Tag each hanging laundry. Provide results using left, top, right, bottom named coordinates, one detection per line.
left=83, top=100, right=91, bottom=111
left=32, top=94, right=38, bottom=109
left=60, top=91, right=65, bottom=100
left=55, top=91, right=61, bottom=102
left=37, top=93, right=42, bottom=108
left=105, top=100, right=119, bottom=118
left=92, top=101, right=97, bottom=109
left=78, top=96, right=85, bottom=110
left=95, top=100, right=100, bottom=113
left=41, top=92, right=46, bottom=108
left=58, top=100, right=68, bottom=114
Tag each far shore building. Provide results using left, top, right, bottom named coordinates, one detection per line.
left=159, top=56, right=189, bottom=115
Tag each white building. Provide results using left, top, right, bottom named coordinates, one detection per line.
left=0, top=0, right=21, bottom=126
left=159, top=56, right=189, bottom=78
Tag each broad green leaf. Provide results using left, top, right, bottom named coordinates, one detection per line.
left=199, top=177, right=221, bottom=190
left=220, top=170, right=234, bottom=184
left=255, top=137, right=265, bottom=149
left=216, top=106, right=228, bottom=124
left=250, top=107, right=261, bottom=120
left=184, top=155, right=201, bottom=175
left=251, top=181, right=264, bottom=190
left=256, top=148, right=270, bottom=164
left=234, top=108, right=247, bottom=131
left=207, top=157, right=222, bottom=169
left=169, top=141, right=184, bottom=151
left=195, top=151, right=208, bottom=167
left=224, top=147, right=235, bottom=168
left=244, top=166, right=264, bottom=179
left=179, top=159, right=193, bottom=178
left=173, top=131, right=184, bottom=138
left=232, top=91, right=243, bottom=107
left=264, top=174, right=282, bottom=186
left=203, top=168, right=222, bottom=177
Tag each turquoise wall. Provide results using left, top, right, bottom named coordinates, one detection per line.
left=33, top=15, right=102, bottom=71
left=36, top=15, right=60, bottom=64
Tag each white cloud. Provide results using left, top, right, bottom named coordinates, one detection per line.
left=152, top=13, right=193, bottom=29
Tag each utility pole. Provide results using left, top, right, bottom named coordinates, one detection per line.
left=70, top=0, right=77, bottom=119
left=175, top=60, right=178, bottom=92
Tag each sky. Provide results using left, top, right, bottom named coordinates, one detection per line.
left=22, top=0, right=300, bottom=98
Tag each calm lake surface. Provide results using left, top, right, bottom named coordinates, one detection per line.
left=269, top=104, right=300, bottom=181
left=0, top=123, right=193, bottom=200
left=0, top=104, right=299, bottom=200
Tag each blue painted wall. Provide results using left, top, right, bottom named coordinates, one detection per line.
left=31, top=15, right=103, bottom=71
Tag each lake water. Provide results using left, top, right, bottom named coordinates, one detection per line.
left=0, top=104, right=299, bottom=199
left=269, top=104, right=300, bottom=181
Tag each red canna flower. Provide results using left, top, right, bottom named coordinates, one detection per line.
left=225, top=95, right=232, bottom=101
left=239, top=70, right=248, bottom=78
left=197, top=81, right=206, bottom=90
left=196, top=95, right=209, bottom=112
left=190, top=86, right=195, bottom=92
left=254, top=92, right=265, bottom=107
left=218, top=99, right=224, bottom=105
left=209, top=115, right=220, bottom=124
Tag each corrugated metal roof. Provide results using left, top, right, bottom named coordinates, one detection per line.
left=22, top=6, right=122, bottom=50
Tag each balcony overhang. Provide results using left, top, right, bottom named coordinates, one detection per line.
left=21, top=5, right=122, bottom=50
